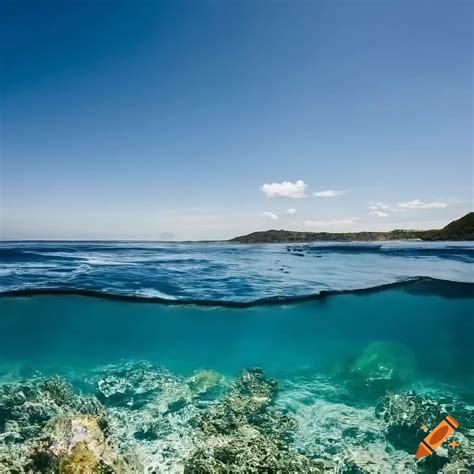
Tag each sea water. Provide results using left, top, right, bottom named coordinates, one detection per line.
left=1, top=241, right=473, bottom=302
left=0, top=241, right=473, bottom=472
left=0, top=281, right=473, bottom=383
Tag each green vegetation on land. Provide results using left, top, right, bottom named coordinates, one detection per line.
left=230, top=212, right=474, bottom=243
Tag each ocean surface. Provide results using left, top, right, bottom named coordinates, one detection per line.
left=1, top=240, right=473, bottom=302
left=0, top=241, right=473, bottom=472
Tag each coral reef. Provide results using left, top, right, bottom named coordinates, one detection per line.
left=87, top=363, right=227, bottom=471
left=0, top=376, right=75, bottom=441
left=285, top=395, right=414, bottom=472
left=184, top=368, right=328, bottom=472
left=376, top=391, right=474, bottom=473
left=440, top=431, right=474, bottom=473
left=0, top=375, right=138, bottom=473
left=276, top=376, right=474, bottom=473
left=89, top=361, right=175, bottom=408
left=375, top=391, right=444, bottom=452
left=197, top=367, right=278, bottom=436
left=0, top=362, right=472, bottom=473
left=184, top=427, right=326, bottom=472
left=29, top=414, right=138, bottom=473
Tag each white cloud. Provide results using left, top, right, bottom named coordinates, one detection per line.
left=304, top=217, right=359, bottom=227
left=369, top=199, right=447, bottom=216
left=312, top=189, right=347, bottom=198
left=286, top=208, right=297, bottom=215
left=398, top=199, right=447, bottom=209
left=262, top=211, right=279, bottom=220
left=369, top=210, right=389, bottom=217
left=369, top=202, right=392, bottom=217
left=370, top=202, right=391, bottom=211
left=261, top=180, right=307, bottom=198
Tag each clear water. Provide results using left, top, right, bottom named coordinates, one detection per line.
left=0, top=241, right=473, bottom=472
left=0, top=282, right=473, bottom=384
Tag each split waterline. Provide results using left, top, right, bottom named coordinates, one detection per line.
left=1, top=279, right=473, bottom=471
left=1, top=279, right=472, bottom=386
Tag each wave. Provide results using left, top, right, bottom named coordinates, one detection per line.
left=2, top=241, right=473, bottom=305
left=1, top=277, right=473, bottom=308
left=0, top=248, right=79, bottom=262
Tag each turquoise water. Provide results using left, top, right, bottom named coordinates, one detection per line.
left=1, top=242, right=473, bottom=471
left=1, top=280, right=472, bottom=384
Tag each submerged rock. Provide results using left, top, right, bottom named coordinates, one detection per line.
left=198, top=367, right=278, bottom=436
left=339, top=443, right=415, bottom=473
left=0, top=376, right=141, bottom=473
left=376, top=391, right=474, bottom=472
left=36, top=413, right=141, bottom=472
left=94, top=363, right=205, bottom=471
left=185, top=427, right=326, bottom=473
left=187, top=369, right=224, bottom=398
left=283, top=390, right=415, bottom=473
left=0, top=376, right=75, bottom=440
left=440, top=430, right=474, bottom=473
left=90, top=361, right=174, bottom=408
left=345, top=341, right=416, bottom=393
left=2, top=363, right=471, bottom=473
left=185, top=368, right=328, bottom=472
left=376, top=392, right=444, bottom=452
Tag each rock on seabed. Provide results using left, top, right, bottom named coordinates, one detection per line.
left=1, top=362, right=473, bottom=473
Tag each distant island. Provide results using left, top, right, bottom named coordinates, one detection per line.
left=230, top=212, right=474, bottom=243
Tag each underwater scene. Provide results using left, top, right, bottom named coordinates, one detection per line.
left=0, top=242, right=473, bottom=473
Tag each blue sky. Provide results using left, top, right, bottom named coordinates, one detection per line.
left=1, top=0, right=472, bottom=240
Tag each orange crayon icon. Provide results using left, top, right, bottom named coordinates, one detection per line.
left=415, top=415, right=459, bottom=459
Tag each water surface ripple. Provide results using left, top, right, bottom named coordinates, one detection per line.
left=0, top=241, right=473, bottom=303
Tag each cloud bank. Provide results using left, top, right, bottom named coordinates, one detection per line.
left=398, top=199, right=447, bottom=209
left=368, top=199, right=448, bottom=217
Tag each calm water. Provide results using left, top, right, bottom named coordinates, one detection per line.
left=0, top=281, right=473, bottom=384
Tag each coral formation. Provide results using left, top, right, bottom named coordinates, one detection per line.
left=184, top=368, right=328, bottom=472
left=0, top=376, right=138, bottom=473
left=376, top=391, right=474, bottom=473
left=87, top=362, right=227, bottom=471
left=197, top=367, right=278, bottom=435
left=34, top=414, right=135, bottom=472
left=1, top=362, right=472, bottom=473
left=376, top=391, right=444, bottom=452
left=0, top=376, right=75, bottom=441
left=284, top=393, right=414, bottom=472
left=90, top=361, right=174, bottom=408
